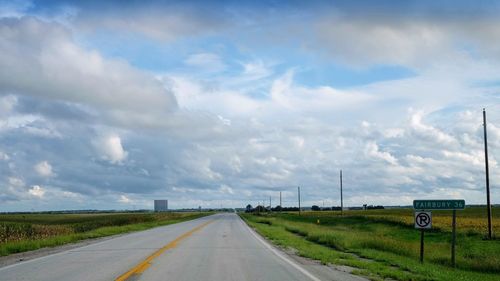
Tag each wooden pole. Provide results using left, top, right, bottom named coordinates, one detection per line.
left=340, top=170, right=343, bottom=215
left=298, top=186, right=301, bottom=215
left=483, top=108, right=493, bottom=239
left=279, top=191, right=282, bottom=213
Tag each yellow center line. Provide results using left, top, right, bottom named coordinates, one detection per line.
left=115, top=220, right=213, bottom=281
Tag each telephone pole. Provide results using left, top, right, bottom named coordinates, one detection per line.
left=279, top=191, right=282, bottom=213
left=483, top=108, right=493, bottom=239
left=340, top=170, right=343, bottom=216
left=269, top=196, right=272, bottom=212
left=298, top=186, right=301, bottom=215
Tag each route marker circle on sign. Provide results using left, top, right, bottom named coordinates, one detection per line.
left=415, top=211, right=432, bottom=229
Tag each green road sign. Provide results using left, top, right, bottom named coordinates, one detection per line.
left=413, top=200, right=465, bottom=210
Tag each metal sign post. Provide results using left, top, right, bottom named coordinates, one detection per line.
left=420, top=229, right=425, bottom=263
left=415, top=211, right=432, bottom=263
left=413, top=199, right=465, bottom=267
left=451, top=210, right=457, bottom=267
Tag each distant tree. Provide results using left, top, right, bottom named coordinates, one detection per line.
left=367, top=205, right=385, bottom=210
left=254, top=205, right=266, bottom=213
left=272, top=205, right=282, bottom=212
left=245, top=204, right=253, bottom=213
left=311, top=205, right=320, bottom=211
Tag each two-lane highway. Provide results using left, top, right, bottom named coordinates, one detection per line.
left=0, top=213, right=366, bottom=281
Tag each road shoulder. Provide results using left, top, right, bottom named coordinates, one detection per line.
left=240, top=214, right=369, bottom=281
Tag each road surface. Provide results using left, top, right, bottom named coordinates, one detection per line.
left=0, top=213, right=366, bottom=281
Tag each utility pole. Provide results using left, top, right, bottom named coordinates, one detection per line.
left=298, top=186, right=301, bottom=215
left=269, top=196, right=272, bottom=212
left=279, top=191, right=282, bottom=213
left=483, top=108, right=493, bottom=239
left=340, top=170, right=343, bottom=216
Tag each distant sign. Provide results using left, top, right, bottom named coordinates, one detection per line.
left=415, top=211, right=432, bottom=229
left=413, top=200, right=465, bottom=210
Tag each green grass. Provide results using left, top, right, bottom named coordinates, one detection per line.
left=0, top=212, right=211, bottom=256
left=240, top=208, right=500, bottom=281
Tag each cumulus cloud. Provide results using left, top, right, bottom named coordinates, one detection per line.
left=219, top=184, right=234, bottom=195
left=8, top=177, right=24, bottom=188
left=0, top=17, right=177, bottom=126
left=28, top=185, right=45, bottom=198
left=409, top=111, right=458, bottom=147
left=0, top=2, right=499, bottom=211
left=93, top=133, right=128, bottom=164
left=118, top=194, right=132, bottom=204
left=34, top=161, right=55, bottom=177
left=0, top=150, right=8, bottom=160
left=364, top=141, right=398, bottom=165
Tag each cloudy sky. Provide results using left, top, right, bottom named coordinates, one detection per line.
left=0, top=0, right=499, bottom=211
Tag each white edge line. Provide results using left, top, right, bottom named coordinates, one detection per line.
left=239, top=215, right=322, bottom=281
left=0, top=214, right=214, bottom=272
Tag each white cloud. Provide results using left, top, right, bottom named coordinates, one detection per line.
left=0, top=17, right=177, bottom=128
left=8, top=177, right=24, bottom=188
left=364, top=141, right=398, bottom=165
left=0, top=150, right=9, bottom=161
left=1, top=3, right=500, bottom=211
left=219, top=184, right=234, bottom=195
left=93, top=133, right=128, bottom=164
left=0, top=95, right=16, bottom=116
left=118, top=195, right=132, bottom=204
left=409, top=111, right=458, bottom=147
left=28, top=185, right=45, bottom=198
left=75, top=3, right=225, bottom=42
left=269, top=70, right=374, bottom=113
left=34, top=161, right=55, bottom=177
left=185, top=53, right=226, bottom=73
left=240, top=60, right=274, bottom=80
left=314, top=19, right=451, bottom=67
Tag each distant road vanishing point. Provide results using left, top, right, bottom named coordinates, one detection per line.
left=0, top=213, right=366, bottom=281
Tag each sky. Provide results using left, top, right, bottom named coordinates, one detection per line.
left=0, top=0, right=499, bottom=211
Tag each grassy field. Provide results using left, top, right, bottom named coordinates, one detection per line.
left=241, top=207, right=500, bottom=281
left=0, top=212, right=210, bottom=256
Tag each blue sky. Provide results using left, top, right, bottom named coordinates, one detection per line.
left=0, top=0, right=499, bottom=211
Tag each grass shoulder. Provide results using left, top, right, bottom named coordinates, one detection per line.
left=240, top=211, right=499, bottom=281
left=0, top=212, right=212, bottom=256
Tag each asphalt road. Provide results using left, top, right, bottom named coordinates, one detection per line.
left=0, top=213, right=366, bottom=281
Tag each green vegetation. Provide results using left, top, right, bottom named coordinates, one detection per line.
left=240, top=207, right=500, bottom=281
left=0, top=212, right=210, bottom=256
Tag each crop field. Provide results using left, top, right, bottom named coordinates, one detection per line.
left=241, top=207, right=500, bottom=281
left=0, top=212, right=209, bottom=256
